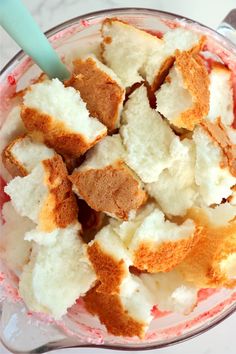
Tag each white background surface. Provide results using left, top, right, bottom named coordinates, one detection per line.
left=0, top=0, right=236, bottom=353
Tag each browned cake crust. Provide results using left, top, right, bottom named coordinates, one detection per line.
left=69, top=161, right=147, bottom=220
left=151, top=36, right=205, bottom=92
left=201, top=117, right=236, bottom=177
left=87, top=241, right=128, bottom=294
left=173, top=51, right=210, bottom=130
left=2, top=135, right=28, bottom=177
left=151, top=56, right=175, bottom=92
left=21, top=106, right=106, bottom=156
left=132, top=226, right=201, bottom=273
left=39, top=154, right=78, bottom=231
left=84, top=284, right=147, bottom=338
left=66, top=57, right=124, bottom=132
left=178, top=208, right=236, bottom=288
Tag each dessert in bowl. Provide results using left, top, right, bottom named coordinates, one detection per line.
left=0, top=8, right=236, bottom=353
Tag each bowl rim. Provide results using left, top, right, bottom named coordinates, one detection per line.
left=0, top=7, right=235, bottom=351
left=1, top=6, right=236, bottom=75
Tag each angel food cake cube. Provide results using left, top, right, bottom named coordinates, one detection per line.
left=0, top=106, right=27, bottom=182
left=84, top=274, right=155, bottom=339
left=178, top=206, right=236, bottom=288
left=144, top=27, right=204, bottom=91
left=120, top=85, right=177, bottom=183
left=70, top=135, right=147, bottom=220
left=156, top=51, right=209, bottom=130
left=110, top=203, right=156, bottom=247
left=206, top=62, right=236, bottom=144
left=127, top=209, right=198, bottom=273
left=21, top=78, right=107, bottom=156
left=5, top=154, right=78, bottom=232
left=110, top=204, right=198, bottom=273
left=87, top=225, right=132, bottom=294
left=85, top=224, right=155, bottom=338
left=207, top=63, right=234, bottom=127
left=147, top=138, right=198, bottom=216
left=101, top=18, right=162, bottom=88
left=19, top=223, right=96, bottom=319
left=193, top=127, right=236, bottom=205
left=66, top=55, right=125, bottom=132
left=2, top=134, right=55, bottom=177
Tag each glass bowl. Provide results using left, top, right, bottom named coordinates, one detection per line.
left=0, top=7, right=236, bottom=354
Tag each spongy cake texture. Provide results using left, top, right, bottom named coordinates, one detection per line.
left=19, top=223, right=96, bottom=318
left=21, top=78, right=107, bottom=156
left=70, top=135, right=147, bottom=220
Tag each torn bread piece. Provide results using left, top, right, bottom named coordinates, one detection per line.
left=2, top=134, right=55, bottom=177
left=144, top=27, right=204, bottom=91
left=19, top=222, right=96, bottom=319
left=120, top=85, right=177, bottom=183
left=101, top=18, right=162, bottom=88
left=84, top=274, right=155, bottom=339
left=66, top=55, right=125, bottom=131
left=70, top=135, right=147, bottom=220
left=141, top=269, right=198, bottom=314
left=193, top=126, right=236, bottom=206
left=147, top=138, right=198, bottom=216
left=156, top=51, right=209, bottom=130
left=87, top=225, right=132, bottom=294
left=129, top=208, right=198, bottom=273
left=4, top=154, right=78, bottom=232
left=0, top=202, right=35, bottom=274
left=21, top=78, right=107, bottom=156
left=0, top=106, right=27, bottom=182
left=178, top=207, right=236, bottom=288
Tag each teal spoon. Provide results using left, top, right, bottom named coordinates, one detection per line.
left=0, top=0, right=70, bottom=80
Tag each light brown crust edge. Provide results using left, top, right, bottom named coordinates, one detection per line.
left=173, top=51, right=210, bottom=130
left=2, top=135, right=28, bottom=177
left=83, top=284, right=147, bottom=338
left=178, top=208, right=236, bottom=288
left=69, top=161, right=147, bottom=220
left=151, top=35, right=205, bottom=92
left=133, top=226, right=201, bottom=273
left=150, top=56, right=175, bottom=92
left=66, top=57, right=124, bottom=132
left=21, top=106, right=107, bottom=157
left=39, top=154, right=78, bottom=231
left=201, top=117, right=236, bottom=177
left=87, top=241, right=128, bottom=294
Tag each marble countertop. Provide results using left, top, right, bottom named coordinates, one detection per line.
left=0, top=0, right=236, bottom=353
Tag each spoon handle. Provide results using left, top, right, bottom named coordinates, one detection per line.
left=0, top=0, right=70, bottom=80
